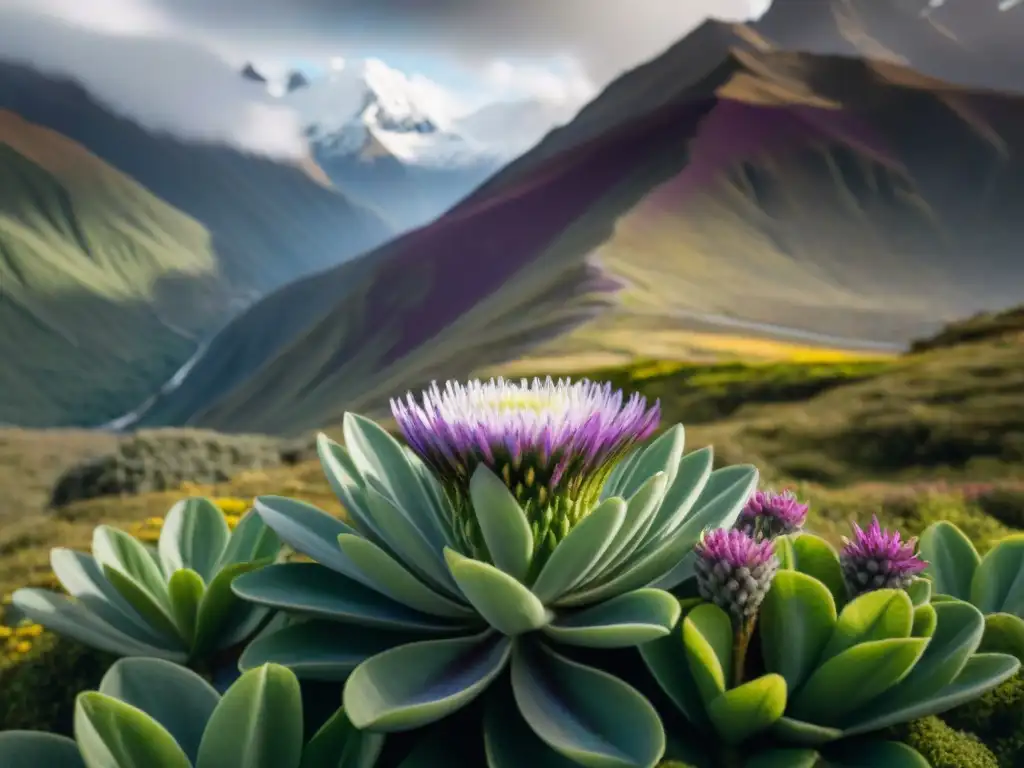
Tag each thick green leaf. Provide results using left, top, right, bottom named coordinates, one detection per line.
left=819, top=589, right=914, bottom=663
left=918, top=521, right=979, bottom=602
left=0, top=732, right=85, bottom=768
left=253, top=495, right=370, bottom=585
left=511, top=639, right=665, bottom=768
left=49, top=548, right=171, bottom=645
left=75, top=691, right=192, bottom=768
left=743, top=749, right=819, bottom=768
left=317, top=434, right=391, bottom=547
left=824, top=741, right=930, bottom=767
left=788, top=638, right=928, bottom=725
left=218, top=508, right=281, bottom=568
left=912, top=604, right=937, bottom=638
left=402, top=446, right=459, bottom=550
left=971, top=534, right=1024, bottom=615
left=660, top=465, right=758, bottom=547
left=239, top=619, right=420, bottom=681
left=300, top=707, right=386, bottom=768
left=167, top=568, right=205, bottom=648
left=193, top=559, right=273, bottom=656
left=638, top=447, right=714, bottom=548
left=159, top=498, right=231, bottom=583
left=338, top=534, right=475, bottom=618
left=843, top=653, right=1021, bottom=736
left=774, top=536, right=795, bottom=570
left=196, top=664, right=304, bottom=768
left=543, top=588, right=680, bottom=648
left=92, top=525, right=170, bottom=604
left=611, top=425, right=685, bottom=501
left=343, top=413, right=437, bottom=535
left=102, top=564, right=182, bottom=643
left=344, top=631, right=512, bottom=731
left=99, top=657, right=219, bottom=764
left=363, top=487, right=460, bottom=596
left=468, top=465, right=534, bottom=583
left=531, top=498, right=626, bottom=604
left=787, top=534, right=847, bottom=609
left=485, top=683, right=589, bottom=768
left=906, top=578, right=932, bottom=608
left=770, top=717, right=844, bottom=747
left=638, top=598, right=708, bottom=728
left=562, top=469, right=757, bottom=610
left=586, top=473, right=668, bottom=581
left=231, top=562, right=466, bottom=632
left=706, top=674, right=787, bottom=746
left=11, top=588, right=187, bottom=662
left=759, top=570, right=837, bottom=693
left=849, top=600, right=987, bottom=722
left=445, top=549, right=552, bottom=635
left=980, top=612, right=1024, bottom=661
left=682, top=603, right=733, bottom=705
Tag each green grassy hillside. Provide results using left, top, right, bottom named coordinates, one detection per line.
left=0, top=111, right=229, bottom=427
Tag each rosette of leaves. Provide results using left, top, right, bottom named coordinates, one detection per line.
left=641, top=531, right=1022, bottom=767
left=231, top=378, right=759, bottom=768
left=11, top=498, right=282, bottom=666
left=919, top=522, right=1024, bottom=663
left=0, top=657, right=382, bottom=768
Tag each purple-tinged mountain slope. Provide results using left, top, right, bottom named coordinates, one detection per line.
left=132, top=1, right=1024, bottom=434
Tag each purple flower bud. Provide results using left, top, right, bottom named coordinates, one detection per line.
left=840, top=516, right=928, bottom=598
left=390, top=378, right=660, bottom=564
left=694, top=528, right=779, bottom=624
left=736, top=489, right=809, bottom=540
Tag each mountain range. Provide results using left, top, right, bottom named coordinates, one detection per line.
left=4, top=0, right=1024, bottom=434
left=114, top=0, right=1024, bottom=436
left=0, top=59, right=394, bottom=427
left=242, top=58, right=580, bottom=230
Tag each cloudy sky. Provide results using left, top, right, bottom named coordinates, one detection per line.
left=0, top=0, right=771, bottom=157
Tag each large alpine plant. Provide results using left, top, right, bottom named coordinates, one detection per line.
left=231, top=377, right=758, bottom=767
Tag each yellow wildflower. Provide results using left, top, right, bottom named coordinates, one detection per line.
left=13, top=641, right=32, bottom=654
left=0, top=626, right=12, bottom=639
left=15, top=624, right=43, bottom=638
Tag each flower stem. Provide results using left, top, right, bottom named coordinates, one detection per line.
left=732, top=616, right=757, bottom=688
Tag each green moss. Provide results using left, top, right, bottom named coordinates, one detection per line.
left=943, top=674, right=1024, bottom=768
left=894, top=716, right=1000, bottom=768
left=0, top=631, right=116, bottom=735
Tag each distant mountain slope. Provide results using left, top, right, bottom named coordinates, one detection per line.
left=0, top=61, right=393, bottom=296
left=0, top=111, right=227, bottom=427
left=131, top=0, right=1024, bottom=435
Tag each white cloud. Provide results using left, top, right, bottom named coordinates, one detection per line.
left=482, top=59, right=595, bottom=107
left=0, top=9, right=308, bottom=158
left=0, top=0, right=772, bottom=158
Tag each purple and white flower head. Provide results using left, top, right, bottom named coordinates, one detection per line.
left=694, top=528, right=779, bottom=625
left=391, top=377, right=660, bottom=562
left=840, top=516, right=928, bottom=598
left=736, top=489, right=809, bottom=540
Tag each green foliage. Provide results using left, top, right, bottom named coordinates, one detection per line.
left=0, top=658, right=382, bottom=768
left=233, top=416, right=756, bottom=767
left=944, top=674, right=1024, bottom=768
left=12, top=498, right=281, bottom=664
left=909, top=306, right=1024, bottom=353
left=49, top=431, right=305, bottom=507
left=894, top=716, right=1000, bottom=768
left=0, top=631, right=116, bottom=735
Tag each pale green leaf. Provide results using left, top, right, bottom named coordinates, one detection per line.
left=196, top=664, right=304, bottom=768
left=343, top=631, right=512, bottom=731
left=159, top=498, right=231, bottom=583
left=0, top=732, right=85, bottom=768
left=918, top=521, right=979, bottom=602
left=445, top=548, right=551, bottom=635
left=75, top=691, right=192, bottom=768
left=98, top=657, right=219, bottom=764
left=542, top=588, right=680, bottom=648
left=759, top=570, right=837, bottom=693
left=706, top=674, right=787, bottom=746
left=511, top=639, right=665, bottom=768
